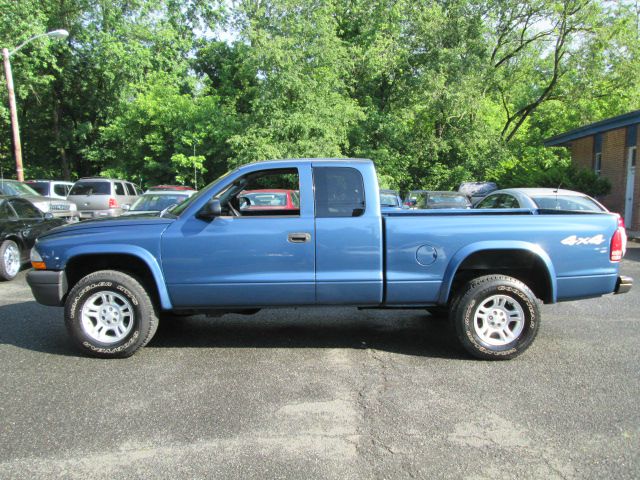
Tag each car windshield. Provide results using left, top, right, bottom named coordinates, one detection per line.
left=0, top=180, right=41, bottom=196
left=427, top=194, right=468, bottom=206
left=168, top=170, right=233, bottom=216
left=410, top=192, right=468, bottom=208
left=380, top=193, right=399, bottom=206
left=531, top=195, right=604, bottom=212
left=130, top=193, right=190, bottom=212
left=69, top=181, right=111, bottom=195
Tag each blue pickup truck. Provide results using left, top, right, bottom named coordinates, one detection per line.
left=27, top=159, right=632, bottom=359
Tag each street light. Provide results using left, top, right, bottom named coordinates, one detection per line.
left=2, top=29, right=69, bottom=181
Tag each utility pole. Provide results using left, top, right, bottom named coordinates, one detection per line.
left=2, top=30, right=68, bottom=181
left=2, top=47, right=23, bottom=181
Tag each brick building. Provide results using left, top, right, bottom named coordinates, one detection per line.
left=544, top=110, right=640, bottom=231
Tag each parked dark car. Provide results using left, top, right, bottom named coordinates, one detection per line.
left=0, top=196, right=66, bottom=281
left=404, top=190, right=471, bottom=209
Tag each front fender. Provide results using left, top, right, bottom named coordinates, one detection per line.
left=438, top=241, right=557, bottom=304
left=62, top=244, right=173, bottom=310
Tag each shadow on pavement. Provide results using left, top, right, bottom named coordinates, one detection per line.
left=150, top=309, right=467, bottom=360
left=0, top=301, right=78, bottom=357
left=0, top=301, right=467, bottom=360
left=623, top=242, right=640, bottom=263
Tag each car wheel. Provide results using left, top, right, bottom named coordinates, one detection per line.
left=0, top=240, right=21, bottom=281
left=64, top=270, right=158, bottom=358
left=450, top=275, right=540, bottom=360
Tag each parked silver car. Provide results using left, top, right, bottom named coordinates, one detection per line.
left=0, top=179, right=79, bottom=222
left=25, top=180, right=74, bottom=199
left=68, top=178, right=141, bottom=219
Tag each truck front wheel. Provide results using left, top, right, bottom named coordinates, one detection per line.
left=64, top=270, right=158, bottom=358
left=450, top=275, right=540, bottom=360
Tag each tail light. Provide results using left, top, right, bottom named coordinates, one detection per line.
left=617, top=215, right=625, bottom=229
left=610, top=228, right=623, bottom=262
left=108, top=197, right=118, bottom=208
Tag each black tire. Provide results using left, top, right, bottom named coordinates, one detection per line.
left=450, top=275, right=540, bottom=360
left=0, top=240, right=21, bottom=281
left=64, top=270, right=159, bottom=358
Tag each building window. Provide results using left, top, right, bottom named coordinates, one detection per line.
left=593, top=133, right=603, bottom=175
left=594, top=152, right=602, bottom=175
left=626, top=125, right=637, bottom=168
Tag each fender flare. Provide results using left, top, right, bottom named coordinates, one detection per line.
left=438, top=240, right=557, bottom=305
left=63, top=244, right=173, bottom=309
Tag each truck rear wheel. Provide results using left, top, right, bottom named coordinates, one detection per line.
left=450, top=275, right=540, bottom=360
left=64, top=270, right=158, bottom=358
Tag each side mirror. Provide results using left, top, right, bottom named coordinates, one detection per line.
left=44, top=212, right=54, bottom=220
left=197, top=198, right=222, bottom=221
left=121, top=204, right=131, bottom=211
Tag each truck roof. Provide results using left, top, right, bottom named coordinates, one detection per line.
left=240, top=158, right=373, bottom=170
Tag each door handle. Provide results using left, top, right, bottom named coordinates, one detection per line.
left=288, top=232, right=311, bottom=243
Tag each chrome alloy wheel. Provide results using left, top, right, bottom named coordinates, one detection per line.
left=3, top=243, right=20, bottom=278
left=80, top=291, right=134, bottom=344
left=473, top=294, right=525, bottom=346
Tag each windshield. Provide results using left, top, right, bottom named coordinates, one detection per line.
left=380, top=193, right=399, bottom=207
left=0, top=180, right=41, bottom=196
left=168, top=170, right=233, bottom=216
left=69, top=181, right=111, bottom=195
left=131, top=193, right=190, bottom=212
left=532, top=195, right=604, bottom=212
left=427, top=193, right=468, bottom=206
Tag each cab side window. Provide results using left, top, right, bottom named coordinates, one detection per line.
left=314, top=167, right=365, bottom=218
left=217, top=168, right=301, bottom=217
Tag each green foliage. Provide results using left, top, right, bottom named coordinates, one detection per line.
left=0, top=0, right=638, bottom=192
left=494, top=157, right=612, bottom=197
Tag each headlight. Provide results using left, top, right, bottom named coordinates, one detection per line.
left=30, top=248, right=46, bottom=270
left=68, top=202, right=77, bottom=211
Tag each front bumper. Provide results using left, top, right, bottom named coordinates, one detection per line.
left=26, top=270, right=68, bottom=306
left=614, top=276, right=633, bottom=295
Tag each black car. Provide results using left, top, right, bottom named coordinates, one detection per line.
left=0, top=196, right=66, bottom=281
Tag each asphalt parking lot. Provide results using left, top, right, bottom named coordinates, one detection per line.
left=1, top=244, right=639, bottom=479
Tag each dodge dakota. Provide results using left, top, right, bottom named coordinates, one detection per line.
left=27, top=159, right=632, bottom=359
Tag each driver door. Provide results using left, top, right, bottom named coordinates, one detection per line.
left=161, top=166, right=316, bottom=308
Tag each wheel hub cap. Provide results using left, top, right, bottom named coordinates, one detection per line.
left=473, top=294, right=525, bottom=347
left=80, top=291, right=134, bottom=344
left=3, top=244, right=20, bottom=277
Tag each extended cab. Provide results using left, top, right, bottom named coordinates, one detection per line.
left=27, top=159, right=632, bottom=359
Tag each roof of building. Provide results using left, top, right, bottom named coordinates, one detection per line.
left=544, top=110, right=640, bottom=147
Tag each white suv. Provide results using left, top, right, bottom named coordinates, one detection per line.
left=25, top=180, right=74, bottom=199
